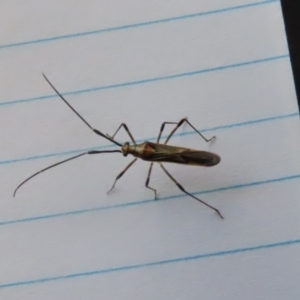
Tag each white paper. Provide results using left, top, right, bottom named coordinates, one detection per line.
left=1, top=0, right=300, bottom=299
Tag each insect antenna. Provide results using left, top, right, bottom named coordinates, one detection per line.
left=13, top=149, right=122, bottom=197
left=42, top=73, right=122, bottom=147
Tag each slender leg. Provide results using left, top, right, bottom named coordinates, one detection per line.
left=107, top=158, right=138, bottom=193
left=145, top=162, right=157, bottom=199
left=13, top=149, right=122, bottom=197
left=106, top=123, right=136, bottom=145
left=163, top=118, right=215, bottom=145
left=156, top=122, right=178, bottom=143
left=159, top=163, right=223, bottom=219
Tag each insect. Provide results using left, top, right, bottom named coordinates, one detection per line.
left=14, top=74, right=223, bottom=219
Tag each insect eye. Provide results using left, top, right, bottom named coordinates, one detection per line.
left=122, top=142, right=130, bottom=156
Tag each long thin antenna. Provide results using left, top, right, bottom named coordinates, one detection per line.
left=13, top=150, right=122, bottom=197
left=42, top=73, right=122, bottom=147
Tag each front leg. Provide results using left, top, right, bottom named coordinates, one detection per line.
left=106, top=123, right=136, bottom=145
left=107, top=158, right=137, bottom=193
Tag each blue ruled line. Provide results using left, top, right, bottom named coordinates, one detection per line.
left=2, top=172, right=300, bottom=227
left=0, top=111, right=298, bottom=166
left=0, top=54, right=289, bottom=107
left=0, top=238, right=298, bottom=289
left=0, top=0, right=279, bottom=50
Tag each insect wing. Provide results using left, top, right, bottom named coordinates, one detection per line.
left=180, top=150, right=220, bottom=166
left=147, top=142, right=220, bottom=166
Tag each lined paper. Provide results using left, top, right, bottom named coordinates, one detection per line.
left=1, top=0, right=300, bottom=299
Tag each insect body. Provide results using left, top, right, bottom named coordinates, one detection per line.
left=123, top=142, right=220, bottom=166
left=14, top=74, right=223, bottom=219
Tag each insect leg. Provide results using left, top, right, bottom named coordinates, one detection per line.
left=159, top=163, right=223, bottom=219
left=164, top=118, right=215, bottom=145
left=106, top=123, right=136, bottom=145
left=145, top=162, right=157, bottom=199
left=43, top=74, right=122, bottom=147
left=107, top=158, right=138, bottom=194
left=13, top=150, right=122, bottom=197
left=156, top=122, right=178, bottom=143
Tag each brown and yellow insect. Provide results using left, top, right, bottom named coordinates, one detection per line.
left=14, top=74, right=223, bottom=219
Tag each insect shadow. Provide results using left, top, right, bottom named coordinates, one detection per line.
left=14, top=74, right=223, bottom=219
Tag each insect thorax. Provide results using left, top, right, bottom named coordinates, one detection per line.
left=122, top=142, right=155, bottom=160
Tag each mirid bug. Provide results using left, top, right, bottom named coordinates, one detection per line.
left=14, top=74, right=223, bottom=219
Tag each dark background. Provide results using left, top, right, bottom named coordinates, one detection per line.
left=281, top=0, right=300, bottom=110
